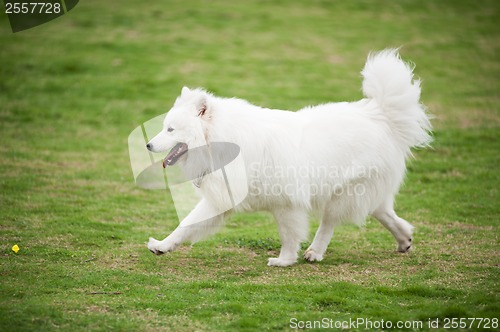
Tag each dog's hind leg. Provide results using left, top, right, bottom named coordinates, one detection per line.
left=268, top=207, right=309, bottom=267
left=304, top=204, right=338, bottom=262
left=148, top=199, right=226, bottom=255
left=371, top=198, right=414, bottom=252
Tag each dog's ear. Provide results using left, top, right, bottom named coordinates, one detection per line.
left=198, top=101, right=207, bottom=117
left=181, top=86, right=190, bottom=95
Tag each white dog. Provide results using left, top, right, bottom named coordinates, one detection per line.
left=146, top=49, right=431, bottom=266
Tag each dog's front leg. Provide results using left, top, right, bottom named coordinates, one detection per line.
left=268, top=207, right=309, bottom=267
left=148, top=199, right=225, bottom=255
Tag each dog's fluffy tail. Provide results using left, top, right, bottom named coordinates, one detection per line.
left=361, top=49, right=432, bottom=149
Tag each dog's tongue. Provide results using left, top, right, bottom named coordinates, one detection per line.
left=163, top=143, right=188, bottom=168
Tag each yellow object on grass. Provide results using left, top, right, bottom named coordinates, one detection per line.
left=12, top=244, right=19, bottom=253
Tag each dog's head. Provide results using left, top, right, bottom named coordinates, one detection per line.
left=147, top=87, right=212, bottom=167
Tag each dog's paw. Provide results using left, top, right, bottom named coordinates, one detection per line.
left=147, top=237, right=177, bottom=255
left=147, top=237, right=164, bottom=255
left=397, top=237, right=413, bottom=253
left=267, top=257, right=296, bottom=267
left=304, top=248, right=323, bottom=262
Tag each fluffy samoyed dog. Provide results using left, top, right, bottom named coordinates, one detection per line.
left=146, top=49, right=431, bottom=266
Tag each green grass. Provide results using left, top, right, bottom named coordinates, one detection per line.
left=0, top=0, right=499, bottom=330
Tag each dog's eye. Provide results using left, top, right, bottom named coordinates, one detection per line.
left=167, top=127, right=174, bottom=132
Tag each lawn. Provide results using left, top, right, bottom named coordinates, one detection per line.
left=0, top=0, right=498, bottom=331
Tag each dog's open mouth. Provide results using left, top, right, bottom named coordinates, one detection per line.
left=163, top=142, right=188, bottom=167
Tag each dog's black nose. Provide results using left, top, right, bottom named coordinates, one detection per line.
left=146, top=143, right=152, bottom=151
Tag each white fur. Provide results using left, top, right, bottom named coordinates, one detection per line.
left=147, top=49, right=431, bottom=266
